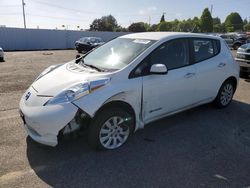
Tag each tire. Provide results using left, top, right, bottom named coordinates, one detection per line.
left=88, top=107, right=134, bottom=150
left=214, top=80, right=235, bottom=108
left=233, top=43, right=241, bottom=50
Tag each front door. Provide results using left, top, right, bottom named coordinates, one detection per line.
left=141, top=38, right=196, bottom=123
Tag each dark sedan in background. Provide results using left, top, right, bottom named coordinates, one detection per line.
left=219, top=34, right=248, bottom=50
left=235, top=43, right=250, bottom=78
left=75, top=37, right=104, bottom=53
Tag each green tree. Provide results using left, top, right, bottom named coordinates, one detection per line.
left=128, top=22, right=147, bottom=32
left=89, top=15, right=120, bottom=31
left=157, top=22, right=172, bottom=31
left=192, top=17, right=200, bottom=32
left=212, top=17, right=222, bottom=32
left=148, top=24, right=158, bottom=31
left=170, top=19, right=180, bottom=31
left=144, top=23, right=151, bottom=31
left=160, top=14, right=165, bottom=23
left=244, top=23, right=250, bottom=31
left=224, top=12, right=243, bottom=32
left=177, top=20, right=192, bottom=32
left=243, top=18, right=248, bottom=25
left=213, top=17, right=221, bottom=25
left=200, top=8, right=213, bottom=32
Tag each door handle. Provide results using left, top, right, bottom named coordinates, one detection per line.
left=218, top=63, right=226, bottom=68
left=184, top=72, right=195, bottom=78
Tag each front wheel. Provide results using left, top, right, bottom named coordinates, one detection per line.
left=214, top=80, right=235, bottom=108
left=88, top=108, right=134, bottom=150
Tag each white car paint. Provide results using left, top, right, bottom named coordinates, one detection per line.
left=19, top=32, right=239, bottom=147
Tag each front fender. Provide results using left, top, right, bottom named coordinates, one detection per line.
left=72, top=77, right=144, bottom=130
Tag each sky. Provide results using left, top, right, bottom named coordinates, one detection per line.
left=0, top=0, right=249, bottom=30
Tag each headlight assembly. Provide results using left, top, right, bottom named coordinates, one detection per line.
left=45, top=78, right=110, bottom=106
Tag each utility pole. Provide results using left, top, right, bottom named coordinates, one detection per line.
left=210, top=4, right=213, bottom=16
left=148, top=16, right=151, bottom=26
left=22, top=0, right=26, bottom=28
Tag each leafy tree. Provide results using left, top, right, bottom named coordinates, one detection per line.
left=144, top=23, right=151, bottom=31
left=148, top=24, right=158, bottom=31
left=244, top=23, right=250, bottom=31
left=116, top=26, right=127, bottom=32
left=171, top=19, right=180, bottom=31
left=175, top=18, right=199, bottom=32
left=212, top=17, right=222, bottom=32
left=128, top=22, right=147, bottom=32
left=177, top=20, right=193, bottom=32
left=243, top=18, right=248, bottom=25
left=213, top=17, right=221, bottom=25
left=224, top=12, right=243, bottom=32
left=160, top=14, right=165, bottom=23
left=89, top=15, right=120, bottom=31
left=200, top=8, right=213, bottom=32
left=191, top=17, right=200, bottom=32
left=157, top=22, right=172, bottom=31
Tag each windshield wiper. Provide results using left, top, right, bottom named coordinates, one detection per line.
left=79, top=59, right=109, bottom=72
left=84, top=63, right=104, bottom=72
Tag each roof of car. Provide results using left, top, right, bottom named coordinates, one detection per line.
left=120, top=32, right=220, bottom=41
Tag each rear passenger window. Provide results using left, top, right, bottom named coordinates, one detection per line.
left=192, top=39, right=220, bottom=63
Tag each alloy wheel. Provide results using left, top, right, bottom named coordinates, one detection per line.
left=220, top=83, right=233, bottom=106
left=99, top=116, right=130, bottom=149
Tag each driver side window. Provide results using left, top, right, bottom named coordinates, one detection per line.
left=130, top=38, right=190, bottom=78
left=150, top=38, right=189, bottom=70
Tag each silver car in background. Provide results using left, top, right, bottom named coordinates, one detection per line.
left=235, top=43, right=250, bottom=78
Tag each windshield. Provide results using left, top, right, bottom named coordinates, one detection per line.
left=81, top=38, right=155, bottom=70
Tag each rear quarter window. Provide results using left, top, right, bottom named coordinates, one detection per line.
left=191, top=38, right=221, bottom=63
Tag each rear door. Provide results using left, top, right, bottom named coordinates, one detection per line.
left=191, top=38, right=226, bottom=103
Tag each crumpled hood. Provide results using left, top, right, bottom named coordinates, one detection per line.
left=32, top=62, right=111, bottom=96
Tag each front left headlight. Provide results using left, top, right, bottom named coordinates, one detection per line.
left=45, top=78, right=110, bottom=106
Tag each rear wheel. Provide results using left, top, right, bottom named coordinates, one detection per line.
left=214, top=80, right=235, bottom=108
left=88, top=107, right=134, bottom=150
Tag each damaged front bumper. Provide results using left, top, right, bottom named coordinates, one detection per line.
left=19, top=97, right=80, bottom=146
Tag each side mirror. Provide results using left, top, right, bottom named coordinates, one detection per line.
left=150, top=64, right=168, bottom=74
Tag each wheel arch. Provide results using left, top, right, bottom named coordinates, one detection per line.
left=224, top=76, right=238, bottom=93
left=215, top=76, right=238, bottom=100
left=94, top=100, right=137, bottom=131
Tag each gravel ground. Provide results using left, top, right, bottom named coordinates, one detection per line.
left=0, top=50, right=250, bottom=188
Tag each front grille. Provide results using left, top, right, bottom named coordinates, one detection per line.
left=237, top=54, right=250, bottom=61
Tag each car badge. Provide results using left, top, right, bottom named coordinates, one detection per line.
left=25, top=92, right=31, bottom=101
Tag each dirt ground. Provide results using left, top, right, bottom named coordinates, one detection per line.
left=0, top=50, right=250, bottom=188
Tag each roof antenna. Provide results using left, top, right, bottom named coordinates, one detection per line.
left=191, top=24, right=197, bottom=33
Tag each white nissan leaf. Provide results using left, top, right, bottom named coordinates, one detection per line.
left=19, top=32, right=239, bottom=150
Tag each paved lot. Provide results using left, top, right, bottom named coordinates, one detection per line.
left=0, top=50, right=250, bottom=188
